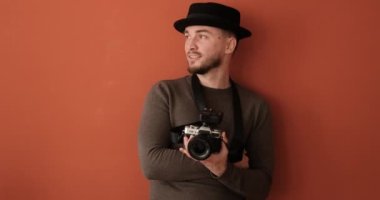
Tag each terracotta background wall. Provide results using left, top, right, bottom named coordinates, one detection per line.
left=1, top=0, right=379, bottom=199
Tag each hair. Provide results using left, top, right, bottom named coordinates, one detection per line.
left=221, top=30, right=239, bottom=53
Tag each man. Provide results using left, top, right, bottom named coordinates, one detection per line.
left=138, top=2, right=274, bottom=200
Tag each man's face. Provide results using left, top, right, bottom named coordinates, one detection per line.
left=184, top=26, right=229, bottom=74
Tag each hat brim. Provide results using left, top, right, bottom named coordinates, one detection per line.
left=174, top=17, right=252, bottom=40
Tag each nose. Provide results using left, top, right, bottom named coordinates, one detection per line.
left=185, top=36, right=198, bottom=52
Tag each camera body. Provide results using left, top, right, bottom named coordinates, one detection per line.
left=183, top=124, right=222, bottom=160
left=170, top=108, right=224, bottom=160
left=182, top=109, right=223, bottom=160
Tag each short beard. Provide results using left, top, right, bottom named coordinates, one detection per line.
left=187, top=57, right=221, bottom=75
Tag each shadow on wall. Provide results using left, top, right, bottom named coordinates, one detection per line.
left=230, top=9, right=308, bottom=197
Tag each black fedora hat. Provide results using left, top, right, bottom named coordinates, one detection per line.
left=174, top=2, right=252, bottom=40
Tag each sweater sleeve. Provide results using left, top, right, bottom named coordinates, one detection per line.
left=138, top=82, right=210, bottom=181
left=215, top=101, right=274, bottom=199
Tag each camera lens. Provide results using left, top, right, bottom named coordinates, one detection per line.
left=188, top=136, right=211, bottom=160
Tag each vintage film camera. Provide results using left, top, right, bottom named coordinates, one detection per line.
left=174, top=109, right=224, bottom=160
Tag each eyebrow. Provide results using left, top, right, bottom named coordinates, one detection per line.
left=184, top=29, right=212, bottom=34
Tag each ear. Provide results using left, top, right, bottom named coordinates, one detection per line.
left=225, top=37, right=237, bottom=54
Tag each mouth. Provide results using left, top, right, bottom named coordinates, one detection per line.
left=187, top=52, right=201, bottom=60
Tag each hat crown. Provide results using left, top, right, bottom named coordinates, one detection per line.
left=187, top=2, right=241, bottom=25
left=173, top=2, right=251, bottom=39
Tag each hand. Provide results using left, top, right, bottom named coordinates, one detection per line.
left=179, top=135, right=195, bottom=161
left=180, top=132, right=229, bottom=177
left=233, top=151, right=249, bottom=169
left=200, top=133, right=228, bottom=177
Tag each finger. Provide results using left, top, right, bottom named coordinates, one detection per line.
left=180, top=147, right=195, bottom=160
left=183, top=135, right=189, bottom=147
left=222, top=132, right=228, bottom=144
left=220, top=136, right=229, bottom=153
left=179, top=147, right=189, bottom=156
left=179, top=147, right=186, bottom=154
left=233, top=154, right=249, bottom=169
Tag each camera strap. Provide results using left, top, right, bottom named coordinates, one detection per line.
left=191, top=74, right=244, bottom=163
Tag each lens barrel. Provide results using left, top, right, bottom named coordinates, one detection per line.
left=187, top=134, right=221, bottom=160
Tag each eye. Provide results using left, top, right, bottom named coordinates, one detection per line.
left=184, top=33, right=190, bottom=39
left=199, top=34, right=208, bottom=39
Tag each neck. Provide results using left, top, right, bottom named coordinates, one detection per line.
left=194, top=54, right=233, bottom=89
left=196, top=68, right=230, bottom=89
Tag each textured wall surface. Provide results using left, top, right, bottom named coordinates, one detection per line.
left=1, top=0, right=379, bottom=199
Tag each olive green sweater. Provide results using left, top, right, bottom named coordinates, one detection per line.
left=138, top=76, right=274, bottom=200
